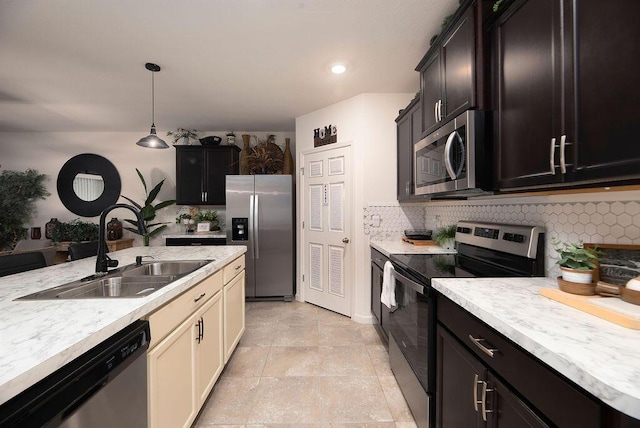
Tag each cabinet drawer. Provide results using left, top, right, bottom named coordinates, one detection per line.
left=223, top=255, right=245, bottom=284
left=148, top=271, right=223, bottom=348
left=437, top=295, right=601, bottom=428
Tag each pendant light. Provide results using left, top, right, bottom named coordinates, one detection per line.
left=136, top=62, right=169, bottom=149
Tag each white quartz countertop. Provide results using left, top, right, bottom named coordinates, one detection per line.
left=0, top=245, right=246, bottom=405
left=432, top=277, right=640, bottom=420
left=370, top=239, right=456, bottom=257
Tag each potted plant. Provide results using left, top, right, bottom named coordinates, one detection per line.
left=552, top=238, right=602, bottom=286
left=176, top=213, right=192, bottom=225
left=434, top=225, right=457, bottom=250
left=50, top=219, right=100, bottom=243
left=166, top=128, right=199, bottom=145
left=121, top=169, right=176, bottom=246
left=195, top=210, right=219, bottom=231
left=0, top=169, right=50, bottom=251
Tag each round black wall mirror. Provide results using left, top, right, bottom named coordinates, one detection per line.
left=57, top=154, right=121, bottom=217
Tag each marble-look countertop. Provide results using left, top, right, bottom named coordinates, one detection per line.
left=164, top=233, right=226, bottom=239
left=432, top=277, right=640, bottom=420
left=370, top=239, right=456, bottom=257
left=0, top=245, right=246, bottom=405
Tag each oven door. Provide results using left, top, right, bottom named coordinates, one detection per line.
left=388, top=267, right=434, bottom=428
left=415, top=110, right=480, bottom=196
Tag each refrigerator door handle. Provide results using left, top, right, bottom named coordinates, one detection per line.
left=254, top=194, right=260, bottom=259
left=249, top=194, right=255, bottom=260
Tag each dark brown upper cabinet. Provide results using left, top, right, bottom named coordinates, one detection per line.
left=417, top=3, right=477, bottom=137
left=493, top=0, right=640, bottom=191
left=396, top=97, right=426, bottom=202
left=175, top=145, right=240, bottom=205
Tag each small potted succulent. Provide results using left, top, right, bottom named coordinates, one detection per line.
left=552, top=238, right=602, bottom=292
left=434, top=225, right=457, bottom=250
left=176, top=213, right=192, bottom=225
left=167, top=128, right=199, bottom=145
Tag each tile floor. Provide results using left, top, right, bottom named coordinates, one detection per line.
left=193, top=300, right=417, bottom=428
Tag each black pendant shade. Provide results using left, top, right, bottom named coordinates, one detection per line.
left=137, top=63, right=169, bottom=149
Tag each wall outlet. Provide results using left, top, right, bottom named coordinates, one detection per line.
left=371, top=215, right=381, bottom=227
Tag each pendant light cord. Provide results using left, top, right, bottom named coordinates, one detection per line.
left=151, top=71, right=155, bottom=126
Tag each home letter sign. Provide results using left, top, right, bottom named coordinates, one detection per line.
left=313, top=124, right=338, bottom=147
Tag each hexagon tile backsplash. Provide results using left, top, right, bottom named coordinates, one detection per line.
left=365, top=196, right=640, bottom=279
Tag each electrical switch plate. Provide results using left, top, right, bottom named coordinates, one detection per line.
left=372, top=215, right=381, bottom=227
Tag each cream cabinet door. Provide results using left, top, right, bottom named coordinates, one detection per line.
left=195, top=290, right=224, bottom=406
left=224, top=270, right=245, bottom=363
left=148, top=314, right=197, bottom=428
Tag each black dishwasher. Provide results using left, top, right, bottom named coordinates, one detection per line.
left=0, top=320, right=150, bottom=428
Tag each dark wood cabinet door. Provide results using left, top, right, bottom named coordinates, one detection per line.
left=397, top=108, right=413, bottom=201
left=493, top=0, right=563, bottom=190
left=370, top=262, right=382, bottom=325
left=566, top=0, right=640, bottom=183
left=175, top=146, right=205, bottom=205
left=487, top=373, right=548, bottom=428
left=442, top=5, right=476, bottom=122
left=203, top=146, right=240, bottom=205
left=437, top=325, right=485, bottom=428
left=420, top=51, right=442, bottom=136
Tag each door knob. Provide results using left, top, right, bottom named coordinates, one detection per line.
left=342, top=238, right=350, bottom=243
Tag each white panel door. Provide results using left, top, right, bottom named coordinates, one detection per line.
left=302, top=145, right=352, bottom=316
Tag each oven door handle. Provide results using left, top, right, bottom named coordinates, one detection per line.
left=391, top=269, right=425, bottom=295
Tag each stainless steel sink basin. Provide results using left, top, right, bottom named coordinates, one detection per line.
left=16, top=259, right=213, bottom=300
left=121, top=260, right=211, bottom=277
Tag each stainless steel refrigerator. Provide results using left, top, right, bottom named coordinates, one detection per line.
left=225, top=175, right=294, bottom=300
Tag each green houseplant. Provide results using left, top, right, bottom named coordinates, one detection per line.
left=551, top=238, right=602, bottom=286
left=0, top=169, right=50, bottom=251
left=121, top=169, right=176, bottom=246
left=167, top=128, right=199, bottom=145
left=434, top=225, right=457, bottom=250
left=195, top=209, right=219, bottom=231
left=50, top=219, right=100, bottom=243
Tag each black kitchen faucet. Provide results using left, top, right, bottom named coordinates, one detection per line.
left=95, top=204, right=146, bottom=274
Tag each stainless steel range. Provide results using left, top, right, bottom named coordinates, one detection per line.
left=387, top=221, right=545, bottom=428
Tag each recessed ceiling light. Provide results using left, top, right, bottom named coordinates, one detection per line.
left=331, top=64, right=347, bottom=74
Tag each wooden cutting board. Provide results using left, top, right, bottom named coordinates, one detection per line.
left=402, top=236, right=439, bottom=246
left=540, top=287, right=640, bottom=330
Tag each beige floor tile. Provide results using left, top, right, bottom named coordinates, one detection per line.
left=318, top=324, right=364, bottom=346
left=238, top=323, right=276, bottom=347
left=394, top=422, right=418, bottom=428
left=367, top=345, right=393, bottom=377
left=247, top=425, right=331, bottom=428
left=318, top=346, right=376, bottom=376
left=359, top=324, right=384, bottom=346
left=224, top=346, right=269, bottom=377
left=196, top=376, right=260, bottom=425
left=330, top=424, right=396, bottom=428
left=377, top=376, right=414, bottom=422
left=318, top=376, right=393, bottom=423
left=262, top=346, right=321, bottom=376
left=272, top=323, right=319, bottom=346
left=247, top=377, right=321, bottom=423
left=317, top=308, right=354, bottom=326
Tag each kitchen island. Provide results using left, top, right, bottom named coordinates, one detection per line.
left=0, top=245, right=246, bottom=406
left=433, top=277, right=640, bottom=422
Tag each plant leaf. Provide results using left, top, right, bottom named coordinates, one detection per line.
left=136, top=168, right=148, bottom=195
left=120, top=195, right=142, bottom=210
left=147, top=224, right=167, bottom=238
left=146, top=180, right=165, bottom=205
left=154, top=200, right=176, bottom=210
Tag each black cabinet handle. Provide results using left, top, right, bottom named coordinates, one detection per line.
left=195, top=319, right=202, bottom=344
left=194, top=292, right=206, bottom=303
left=200, top=316, right=204, bottom=340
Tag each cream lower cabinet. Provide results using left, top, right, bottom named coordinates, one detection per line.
left=224, top=270, right=245, bottom=362
left=147, top=271, right=224, bottom=428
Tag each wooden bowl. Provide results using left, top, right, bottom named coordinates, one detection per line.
left=557, top=277, right=596, bottom=296
left=620, top=286, right=640, bottom=306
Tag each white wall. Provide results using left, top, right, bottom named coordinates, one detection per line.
left=295, top=93, right=413, bottom=323
left=1, top=130, right=294, bottom=246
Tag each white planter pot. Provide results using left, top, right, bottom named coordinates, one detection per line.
left=560, top=267, right=593, bottom=284
left=440, top=238, right=455, bottom=250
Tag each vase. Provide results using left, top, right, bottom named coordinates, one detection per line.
left=240, top=134, right=251, bottom=175
left=31, top=227, right=41, bottom=240
left=283, top=138, right=293, bottom=174
left=45, top=218, right=60, bottom=239
left=106, top=217, right=123, bottom=240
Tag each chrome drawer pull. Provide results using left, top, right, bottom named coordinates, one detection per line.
left=549, top=137, right=557, bottom=175
left=473, top=373, right=482, bottom=411
left=469, top=335, right=498, bottom=358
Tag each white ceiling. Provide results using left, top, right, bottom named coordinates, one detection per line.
left=0, top=0, right=458, bottom=133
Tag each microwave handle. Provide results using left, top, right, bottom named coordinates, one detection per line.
left=444, top=130, right=461, bottom=179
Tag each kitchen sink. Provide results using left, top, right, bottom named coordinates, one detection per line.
left=16, top=259, right=213, bottom=300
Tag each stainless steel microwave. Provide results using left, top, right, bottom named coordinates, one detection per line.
left=414, top=110, right=491, bottom=197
